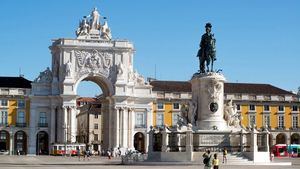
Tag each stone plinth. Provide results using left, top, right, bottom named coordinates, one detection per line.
left=191, top=72, right=227, bottom=130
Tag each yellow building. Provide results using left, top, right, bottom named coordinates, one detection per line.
left=150, top=80, right=300, bottom=147
left=0, top=76, right=31, bottom=155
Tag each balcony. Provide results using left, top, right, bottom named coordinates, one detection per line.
left=16, top=123, right=27, bottom=127
left=38, top=123, right=48, bottom=127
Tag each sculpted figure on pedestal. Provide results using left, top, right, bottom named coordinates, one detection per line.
left=34, top=67, right=52, bottom=83
left=100, top=21, right=112, bottom=40
left=89, top=7, right=100, bottom=30
left=196, top=23, right=217, bottom=73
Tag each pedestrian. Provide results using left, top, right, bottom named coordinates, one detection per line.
left=212, top=153, right=219, bottom=169
left=222, top=148, right=227, bottom=163
left=203, top=150, right=213, bottom=169
left=270, top=152, right=274, bottom=161
left=77, top=148, right=81, bottom=161
left=107, top=150, right=111, bottom=160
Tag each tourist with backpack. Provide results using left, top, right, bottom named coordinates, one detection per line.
left=202, top=150, right=213, bottom=169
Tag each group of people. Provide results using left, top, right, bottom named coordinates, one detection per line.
left=76, top=148, right=92, bottom=161
left=202, top=148, right=227, bottom=169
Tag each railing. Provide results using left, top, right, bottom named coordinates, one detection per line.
left=16, top=123, right=27, bottom=127
left=38, top=123, right=48, bottom=127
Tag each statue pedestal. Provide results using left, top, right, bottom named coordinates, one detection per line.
left=191, top=72, right=227, bottom=130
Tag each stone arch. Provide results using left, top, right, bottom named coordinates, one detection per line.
left=276, top=133, right=287, bottom=144
left=14, top=130, right=27, bottom=155
left=291, top=133, right=300, bottom=144
left=74, top=73, right=114, bottom=97
left=134, top=132, right=145, bottom=153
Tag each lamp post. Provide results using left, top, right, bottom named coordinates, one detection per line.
left=9, top=127, right=14, bottom=155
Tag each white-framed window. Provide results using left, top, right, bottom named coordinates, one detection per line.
left=0, top=99, right=8, bottom=107
left=94, top=123, right=98, bottom=129
left=17, top=111, right=25, bottom=123
left=292, top=105, right=298, bottom=112
left=0, top=110, right=8, bottom=125
left=249, top=104, right=255, bottom=111
left=94, top=114, right=98, bottom=119
left=39, top=112, right=47, bottom=124
left=263, top=105, right=270, bottom=112
left=263, top=114, right=270, bottom=127
left=172, top=112, right=179, bottom=126
left=135, top=112, right=146, bottom=128
left=173, top=103, right=180, bottom=110
left=249, top=114, right=256, bottom=126
left=278, top=105, right=284, bottom=112
left=157, top=102, right=164, bottom=110
left=278, top=115, right=284, bottom=128
left=18, top=100, right=25, bottom=108
left=156, top=113, right=164, bottom=127
left=292, top=115, right=298, bottom=128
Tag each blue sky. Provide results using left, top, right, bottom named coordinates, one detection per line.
left=0, top=0, right=299, bottom=96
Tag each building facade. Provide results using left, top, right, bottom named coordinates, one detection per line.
left=76, top=97, right=102, bottom=152
left=0, top=76, right=31, bottom=155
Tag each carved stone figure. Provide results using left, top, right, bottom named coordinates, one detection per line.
left=34, top=67, right=52, bottom=83
left=223, top=100, right=239, bottom=127
left=76, top=18, right=90, bottom=37
left=197, top=23, right=216, bottom=73
left=65, top=61, right=72, bottom=77
left=188, top=100, right=197, bottom=125
left=117, top=62, right=124, bottom=75
left=100, top=21, right=112, bottom=40
left=90, top=7, right=100, bottom=30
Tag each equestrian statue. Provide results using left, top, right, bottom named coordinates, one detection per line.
left=197, top=23, right=217, bottom=73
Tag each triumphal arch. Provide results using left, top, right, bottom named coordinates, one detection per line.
left=28, top=8, right=153, bottom=154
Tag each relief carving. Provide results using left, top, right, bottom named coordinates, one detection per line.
left=75, top=49, right=112, bottom=78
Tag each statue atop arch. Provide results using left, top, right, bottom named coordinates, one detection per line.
left=76, top=8, right=112, bottom=40
left=196, top=23, right=217, bottom=73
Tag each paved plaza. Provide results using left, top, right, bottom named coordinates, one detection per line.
left=0, top=156, right=299, bottom=169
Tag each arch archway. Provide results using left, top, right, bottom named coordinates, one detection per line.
left=74, top=74, right=114, bottom=97
left=74, top=74, right=112, bottom=149
left=14, top=130, right=27, bottom=155
left=36, top=131, right=49, bottom=155
left=0, top=130, right=9, bottom=153
left=276, top=133, right=286, bottom=144
left=134, top=132, right=145, bottom=153
left=291, top=133, right=300, bottom=144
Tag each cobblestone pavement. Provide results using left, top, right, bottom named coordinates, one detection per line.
left=0, top=156, right=299, bottom=169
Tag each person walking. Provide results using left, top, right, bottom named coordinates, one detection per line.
left=212, top=153, right=219, bottom=169
left=77, top=148, right=81, bottom=161
left=222, top=148, right=227, bottom=164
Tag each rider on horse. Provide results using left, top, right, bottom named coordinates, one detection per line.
left=197, top=23, right=216, bottom=73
